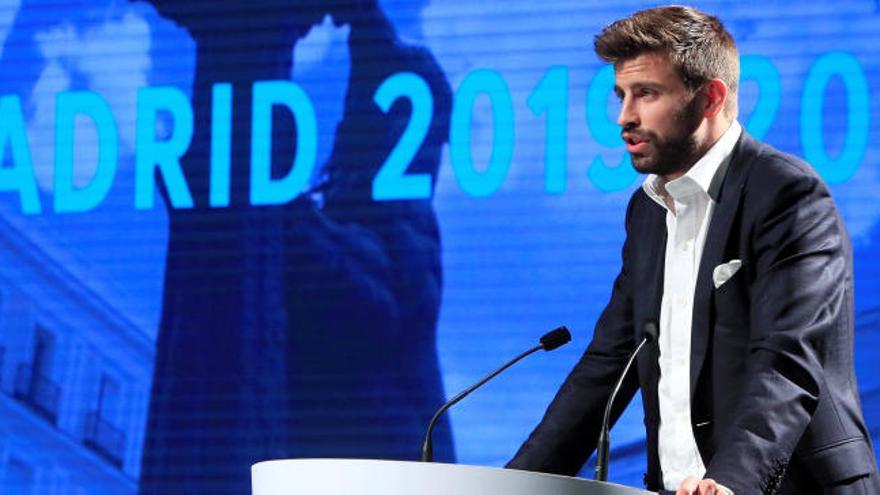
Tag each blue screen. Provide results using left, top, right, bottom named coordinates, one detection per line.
left=0, top=0, right=878, bottom=492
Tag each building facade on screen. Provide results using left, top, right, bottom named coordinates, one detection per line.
left=0, top=214, right=151, bottom=493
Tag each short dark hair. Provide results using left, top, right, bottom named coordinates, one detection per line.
left=594, top=5, right=739, bottom=116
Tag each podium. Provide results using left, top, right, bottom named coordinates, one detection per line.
left=252, top=459, right=654, bottom=494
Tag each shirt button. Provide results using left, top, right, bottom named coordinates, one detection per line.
left=676, top=296, right=688, bottom=307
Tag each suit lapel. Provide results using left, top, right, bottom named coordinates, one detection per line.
left=634, top=196, right=667, bottom=434
left=689, top=133, right=755, bottom=398
left=637, top=201, right=667, bottom=330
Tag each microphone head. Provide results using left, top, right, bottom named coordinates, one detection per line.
left=540, top=326, right=571, bottom=351
left=643, top=321, right=658, bottom=344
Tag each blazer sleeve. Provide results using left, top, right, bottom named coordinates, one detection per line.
left=705, top=159, right=849, bottom=493
left=505, top=192, right=643, bottom=476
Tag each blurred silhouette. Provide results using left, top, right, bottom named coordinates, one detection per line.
left=139, top=0, right=453, bottom=493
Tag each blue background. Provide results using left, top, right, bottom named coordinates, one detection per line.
left=0, top=0, right=878, bottom=492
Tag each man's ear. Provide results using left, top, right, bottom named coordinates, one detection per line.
left=703, top=79, right=728, bottom=118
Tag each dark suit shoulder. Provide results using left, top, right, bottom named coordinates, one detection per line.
left=741, top=137, right=828, bottom=196
left=732, top=137, right=836, bottom=228
left=737, top=135, right=846, bottom=275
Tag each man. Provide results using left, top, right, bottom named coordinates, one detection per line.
left=506, top=6, right=879, bottom=495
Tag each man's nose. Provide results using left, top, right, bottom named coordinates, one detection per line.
left=617, top=99, right=639, bottom=128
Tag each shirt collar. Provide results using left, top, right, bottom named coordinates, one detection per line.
left=642, top=120, right=742, bottom=210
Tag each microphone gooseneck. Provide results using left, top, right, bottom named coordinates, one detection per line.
left=595, top=321, right=658, bottom=482
left=420, top=326, right=572, bottom=462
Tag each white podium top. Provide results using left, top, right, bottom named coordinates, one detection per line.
left=252, top=459, right=654, bottom=495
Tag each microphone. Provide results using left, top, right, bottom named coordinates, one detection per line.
left=420, top=326, right=572, bottom=462
left=594, top=321, right=658, bottom=482
left=539, top=326, right=571, bottom=351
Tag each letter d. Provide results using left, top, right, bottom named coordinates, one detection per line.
left=250, top=80, right=317, bottom=206
left=54, top=91, right=118, bottom=213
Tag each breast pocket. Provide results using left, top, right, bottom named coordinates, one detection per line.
left=713, top=266, right=748, bottom=328
left=710, top=265, right=751, bottom=406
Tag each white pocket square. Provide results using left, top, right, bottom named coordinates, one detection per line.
left=713, top=259, right=742, bottom=289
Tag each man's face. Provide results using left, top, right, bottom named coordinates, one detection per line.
left=613, top=52, right=705, bottom=179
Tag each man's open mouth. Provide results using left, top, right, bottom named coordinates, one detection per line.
left=623, top=133, right=649, bottom=153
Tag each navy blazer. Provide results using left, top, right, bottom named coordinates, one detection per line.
left=507, top=133, right=878, bottom=493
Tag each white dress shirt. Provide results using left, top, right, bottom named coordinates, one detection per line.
left=642, top=121, right=742, bottom=491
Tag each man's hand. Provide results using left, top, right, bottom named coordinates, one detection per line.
left=676, top=476, right=733, bottom=495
